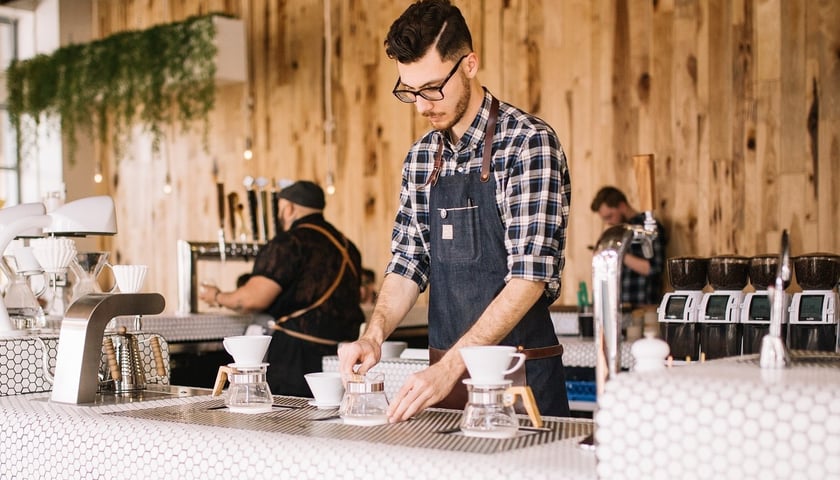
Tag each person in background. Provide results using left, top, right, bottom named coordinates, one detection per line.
left=339, top=0, right=571, bottom=421
left=590, top=185, right=667, bottom=306
left=199, top=180, right=365, bottom=397
left=360, top=268, right=378, bottom=306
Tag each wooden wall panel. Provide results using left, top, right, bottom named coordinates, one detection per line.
left=76, top=0, right=840, bottom=311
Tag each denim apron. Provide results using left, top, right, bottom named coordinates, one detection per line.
left=427, top=97, right=570, bottom=417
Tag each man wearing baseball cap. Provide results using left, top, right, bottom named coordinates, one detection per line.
left=199, top=180, right=365, bottom=397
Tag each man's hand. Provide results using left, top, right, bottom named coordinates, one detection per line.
left=338, top=338, right=381, bottom=376
left=386, top=359, right=461, bottom=423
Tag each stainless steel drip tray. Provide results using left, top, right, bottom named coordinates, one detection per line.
left=92, top=384, right=213, bottom=405
left=108, top=397, right=594, bottom=454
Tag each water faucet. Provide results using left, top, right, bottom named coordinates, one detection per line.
left=593, top=223, right=658, bottom=388
left=760, top=230, right=791, bottom=368
left=593, top=154, right=659, bottom=385
left=176, top=239, right=263, bottom=313
left=50, top=293, right=165, bottom=404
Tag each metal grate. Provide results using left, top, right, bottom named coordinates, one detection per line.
left=108, top=396, right=592, bottom=454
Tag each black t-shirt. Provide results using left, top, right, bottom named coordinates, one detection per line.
left=252, top=213, right=365, bottom=341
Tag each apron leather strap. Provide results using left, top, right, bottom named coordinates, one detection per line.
left=275, top=224, right=356, bottom=324
left=271, top=325, right=339, bottom=346
left=480, top=98, right=499, bottom=182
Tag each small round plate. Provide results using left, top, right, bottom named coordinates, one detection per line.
left=462, top=378, right=512, bottom=387
left=308, top=400, right=340, bottom=409
left=341, top=414, right=389, bottom=426
left=227, top=404, right=273, bottom=414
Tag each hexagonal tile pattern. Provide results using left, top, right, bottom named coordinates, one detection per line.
left=595, top=353, right=840, bottom=479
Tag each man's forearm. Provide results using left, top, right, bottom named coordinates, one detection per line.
left=361, top=273, right=420, bottom=344
left=438, top=278, right=546, bottom=371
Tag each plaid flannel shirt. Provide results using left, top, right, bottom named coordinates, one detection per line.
left=621, top=213, right=667, bottom=306
left=385, top=89, right=571, bottom=300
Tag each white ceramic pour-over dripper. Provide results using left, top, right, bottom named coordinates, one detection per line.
left=105, top=264, right=148, bottom=293
left=459, top=346, right=526, bottom=384
left=223, top=335, right=272, bottom=366
left=30, top=237, right=77, bottom=274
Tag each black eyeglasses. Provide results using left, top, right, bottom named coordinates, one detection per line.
left=392, top=55, right=468, bottom=103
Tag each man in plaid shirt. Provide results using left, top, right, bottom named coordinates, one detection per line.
left=590, top=186, right=668, bottom=307
left=340, top=0, right=571, bottom=421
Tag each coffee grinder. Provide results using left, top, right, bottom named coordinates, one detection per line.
left=741, top=254, right=790, bottom=354
left=698, top=255, right=749, bottom=359
left=788, top=253, right=840, bottom=352
left=658, top=257, right=707, bottom=360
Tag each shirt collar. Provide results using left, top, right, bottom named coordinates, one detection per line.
left=437, top=88, right=495, bottom=153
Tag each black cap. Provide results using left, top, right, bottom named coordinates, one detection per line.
left=277, top=181, right=326, bottom=209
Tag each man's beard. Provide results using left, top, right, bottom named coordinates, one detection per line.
left=427, top=73, right=471, bottom=132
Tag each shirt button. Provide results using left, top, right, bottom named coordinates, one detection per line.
left=440, top=209, right=447, bottom=219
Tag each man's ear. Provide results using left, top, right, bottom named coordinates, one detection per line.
left=465, top=52, right=479, bottom=78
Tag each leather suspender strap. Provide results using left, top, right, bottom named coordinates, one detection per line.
left=272, top=325, right=338, bottom=346
left=480, top=97, right=499, bottom=182
left=274, top=224, right=356, bottom=324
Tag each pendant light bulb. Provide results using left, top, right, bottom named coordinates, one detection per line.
left=325, top=172, right=336, bottom=196
left=243, top=137, right=253, bottom=160
left=93, top=162, right=103, bottom=184
left=163, top=173, right=173, bottom=194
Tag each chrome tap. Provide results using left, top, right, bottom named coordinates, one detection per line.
left=592, top=223, right=658, bottom=388
left=581, top=154, right=658, bottom=450
left=760, top=230, right=791, bottom=368
left=176, top=239, right=264, bottom=313
left=50, top=293, right=165, bottom=404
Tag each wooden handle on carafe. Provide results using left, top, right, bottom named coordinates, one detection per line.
left=103, top=337, right=121, bottom=382
left=149, top=335, right=167, bottom=378
left=212, top=366, right=233, bottom=397
left=633, top=154, right=656, bottom=212
left=504, top=386, right=544, bottom=428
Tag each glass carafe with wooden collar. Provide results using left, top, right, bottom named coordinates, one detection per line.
left=459, top=381, right=543, bottom=438
left=212, top=363, right=273, bottom=414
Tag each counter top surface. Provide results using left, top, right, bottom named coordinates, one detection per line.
left=594, top=351, right=840, bottom=480
left=0, top=391, right=596, bottom=479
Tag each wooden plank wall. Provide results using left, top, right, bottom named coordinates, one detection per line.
left=73, top=0, right=839, bottom=311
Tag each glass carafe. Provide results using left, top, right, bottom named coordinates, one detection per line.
left=459, top=382, right=544, bottom=438
left=68, top=251, right=109, bottom=304
left=224, top=363, right=273, bottom=413
left=339, top=371, right=389, bottom=425
left=1, top=255, right=46, bottom=332
left=459, top=380, right=519, bottom=438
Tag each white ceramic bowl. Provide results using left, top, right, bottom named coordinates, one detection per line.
left=223, top=335, right=271, bottom=366
left=381, top=341, right=408, bottom=359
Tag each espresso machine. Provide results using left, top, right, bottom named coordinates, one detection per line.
left=788, top=253, right=839, bottom=351
left=697, top=255, right=749, bottom=359
left=658, top=256, right=707, bottom=360
left=741, top=254, right=790, bottom=354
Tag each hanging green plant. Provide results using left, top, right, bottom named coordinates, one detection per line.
left=6, top=12, right=230, bottom=165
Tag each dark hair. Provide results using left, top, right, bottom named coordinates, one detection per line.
left=384, top=0, right=473, bottom=63
left=361, top=268, right=375, bottom=286
left=590, top=186, right=628, bottom=212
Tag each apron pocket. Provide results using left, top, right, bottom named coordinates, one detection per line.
left=433, top=205, right=480, bottom=263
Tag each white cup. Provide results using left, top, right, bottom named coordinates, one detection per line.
left=304, top=372, right=345, bottom=406
left=380, top=341, right=408, bottom=359
left=223, top=335, right=271, bottom=366
left=459, top=345, right=526, bottom=384
left=106, top=264, right=148, bottom=293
